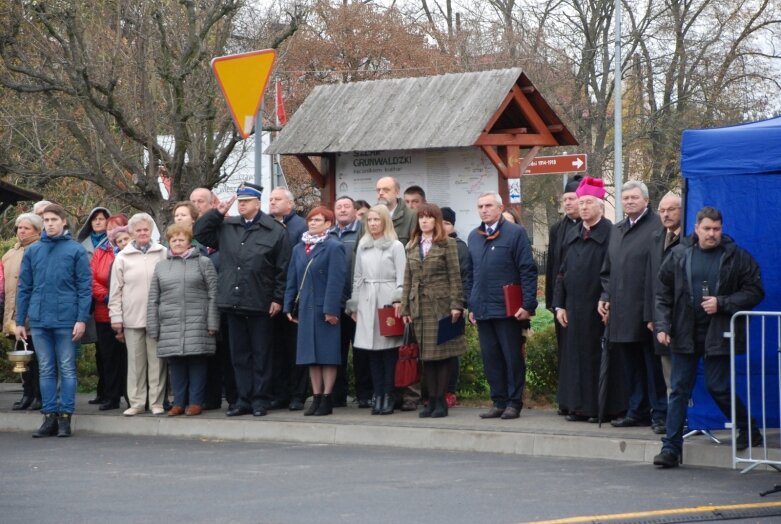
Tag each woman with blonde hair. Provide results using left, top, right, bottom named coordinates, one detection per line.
left=3, top=213, right=43, bottom=410
left=347, top=205, right=406, bottom=415
left=401, top=204, right=466, bottom=418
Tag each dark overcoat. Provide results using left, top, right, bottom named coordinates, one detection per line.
left=194, top=209, right=291, bottom=314
left=545, top=216, right=580, bottom=307
left=599, top=208, right=661, bottom=343
left=283, top=236, right=347, bottom=365
left=401, top=237, right=467, bottom=361
left=644, top=227, right=681, bottom=356
left=553, top=218, right=625, bottom=416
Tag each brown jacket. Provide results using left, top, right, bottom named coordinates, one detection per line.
left=2, top=235, right=40, bottom=335
left=401, top=237, right=466, bottom=361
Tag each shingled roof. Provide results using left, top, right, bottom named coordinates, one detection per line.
left=266, top=68, right=575, bottom=155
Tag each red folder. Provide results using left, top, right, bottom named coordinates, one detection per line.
left=378, top=306, right=404, bottom=337
left=503, top=284, right=523, bottom=317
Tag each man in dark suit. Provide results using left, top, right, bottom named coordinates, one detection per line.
left=329, top=196, right=371, bottom=408
left=598, top=181, right=667, bottom=433
left=645, top=192, right=682, bottom=404
left=545, top=175, right=581, bottom=415
left=268, top=187, right=308, bottom=411
left=469, top=191, right=538, bottom=420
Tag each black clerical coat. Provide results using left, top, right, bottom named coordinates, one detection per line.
left=553, top=218, right=624, bottom=416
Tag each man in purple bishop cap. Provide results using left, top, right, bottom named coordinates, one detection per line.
left=553, top=177, right=624, bottom=422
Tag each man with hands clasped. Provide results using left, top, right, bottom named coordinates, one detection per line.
left=653, top=207, right=764, bottom=468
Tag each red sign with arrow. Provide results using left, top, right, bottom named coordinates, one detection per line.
left=523, top=154, right=587, bottom=175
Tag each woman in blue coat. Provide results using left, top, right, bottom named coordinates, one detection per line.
left=285, top=207, right=347, bottom=417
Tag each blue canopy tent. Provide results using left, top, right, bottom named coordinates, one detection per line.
left=680, top=116, right=781, bottom=430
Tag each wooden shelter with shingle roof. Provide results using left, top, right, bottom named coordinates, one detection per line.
left=266, top=67, right=577, bottom=205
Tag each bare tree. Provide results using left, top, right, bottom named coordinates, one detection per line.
left=0, top=0, right=302, bottom=224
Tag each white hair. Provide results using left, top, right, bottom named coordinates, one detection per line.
left=128, top=213, right=156, bottom=233
left=272, top=187, right=295, bottom=202
left=622, top=180, right=649, bottom=199
left=16, top=212, right=43, bottom=231
left=478, top=191, right=503, bottom=206
left=33, top=200, right=52, bottom=214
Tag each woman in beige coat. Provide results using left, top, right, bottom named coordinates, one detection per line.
left=401, top=204, right=466, bottom=418
left=347, top=205, right=406, bottom=415
left=3, top=213, right=43, bottom=410
left=109, top=213, right=167, bottom=416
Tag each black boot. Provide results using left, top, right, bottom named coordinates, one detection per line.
left=32, top=413, right=58, bottom=438
left=431, top=396, right=448, bottom=418
left=380, top=394, right=394, bottom=415
left=13, top=395, right=32, bottom=411
left=313, top=394, right=333, bottom=416
left=304, top=395, right=323, bottom=416
left=57, top=413, right=72, bottom=437
left=419, top=398, right=435, bottom=418
left=371, top=395, right=381, bottom=415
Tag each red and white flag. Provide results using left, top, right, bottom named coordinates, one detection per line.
left=275, top=79, right=287, bottom=126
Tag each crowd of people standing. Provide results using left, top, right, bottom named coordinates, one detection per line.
left=5, top=172, right=765, bottom=468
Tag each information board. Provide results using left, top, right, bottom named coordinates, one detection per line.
left=335, top=148, right=506, bottom=238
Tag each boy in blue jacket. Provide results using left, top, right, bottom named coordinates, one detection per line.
left=16, top=203, right=92, bottom=438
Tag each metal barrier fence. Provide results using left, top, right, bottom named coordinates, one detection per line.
left=730, top=311, right=781, bottom=473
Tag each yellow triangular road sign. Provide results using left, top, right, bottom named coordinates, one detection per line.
left=211, top=49, right=276, bottom=139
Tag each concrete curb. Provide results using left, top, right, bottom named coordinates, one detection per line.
left=0, top=408, right=746, bottom=469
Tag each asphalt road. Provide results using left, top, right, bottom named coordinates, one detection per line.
left=1, top=431, right=780, bottom=524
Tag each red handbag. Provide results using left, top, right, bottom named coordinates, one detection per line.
left=395, top=323, right=420, bottom=388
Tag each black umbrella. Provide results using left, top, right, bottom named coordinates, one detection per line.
left=597, top=325, right=610, bottom=427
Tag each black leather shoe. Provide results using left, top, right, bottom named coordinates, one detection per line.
left=305, top=395, right=323, bottom=416
left=479, top=406, right=505, bottom=419
left=653, top=450, right=681, bottom=468
left=736, top=429, right=763, bottom=450
left=226, top=406, right=252, bottom=417
left=431, top=397, right=448, bottom=418
left=652, top=421, right=667, bottom=435
left=99, top=400, right=120, bottom=411
left=88, top=397, right=105, bottom=405
left=380, top=394, right=394, bottom=415
left=32, top=413, right=58, bottom=438
left=566, top=413, right=588, bottom=422
left=357, top=398, right=372, bottom=409
left=253, top=407, right=267, bottom=417
left=57, top=413, right=72, bottom=437
left=501, top=406, right=520, bottom=420
left=371, top=396, right=381, bottom=415
left=611, top=417, right=650, bottom=428
left=289, top=398, right=305, bottom=411
left=313, top=394, right=333, bottom=416
left=28, top=399, right=42, bottom=411
left=13, top=396, right=32, bottom=411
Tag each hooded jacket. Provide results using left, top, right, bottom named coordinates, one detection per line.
left=15, top=231, right=92, bottom=329
left=78, top=207, right=111, bottom=256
